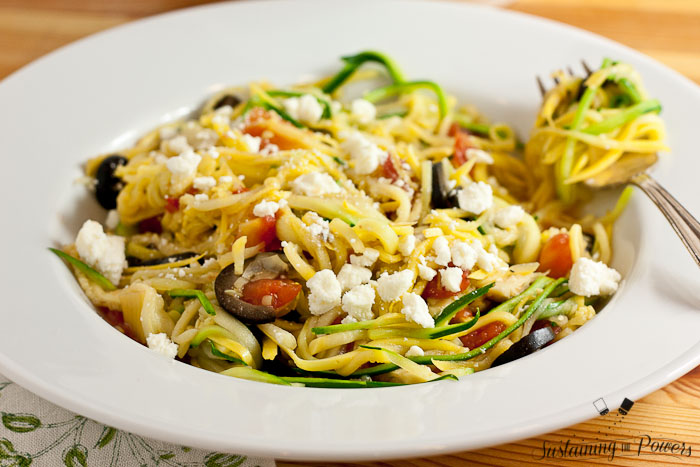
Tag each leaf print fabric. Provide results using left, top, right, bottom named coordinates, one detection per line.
left=0, top=373, right=275, bottom=466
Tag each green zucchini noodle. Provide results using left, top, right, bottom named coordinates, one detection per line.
left=52, top=53, right=664, bottom=388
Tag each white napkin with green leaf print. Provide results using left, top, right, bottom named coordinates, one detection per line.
left=0, top=373, right=275, bottom=467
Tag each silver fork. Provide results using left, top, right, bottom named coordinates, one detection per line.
left=537, top=61, right=700, bottom=268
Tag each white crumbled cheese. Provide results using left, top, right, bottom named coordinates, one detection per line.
left=241, top=133, right=262, bottom=153
left=283, top=94, right=324, bottom=124
left=177, top=269, right=186, bottom=278
left=471, top=241, right=507, bottom=273
left=146, top=333, right=178, bottom=359
left=161, top=135, right=191, bottom=155
left=432, top=236, right=451, bottom=267
left=305, top=212, right=333, bottom=242
left=493, top=205, right=525, bottom=229
left=291, top=172, right=342, bottom=196
left=465, top=148, right=495, bottom=164
left=306, top=269, right=342, bottom=315
left=350, top=248, right=380, bottom=267
left=253, top=200, right=280, bottom=218
left=398, top=234, right=416, bottom=257
left=260, top=143, right=279, bottom=156
left=441, top=267, right=464, bottom=293
left=457, top=181, right=493, bottom=214
left=205, top=147, right=220, bottom=159
left=337, top=264, right=372, bottom=292
left=405, top=345, right=425, bottom=357
left=193, top=176, right=216, bottom=192
left=451, top=241, right=478, bottom=271
left=165, top=149, right=201, bottom=188
left=215, top=104, right=233, bottom=116
left=340, top=131, right=387, bottom=175
left=159, top=127, right=178, bottom=140
left=569, top=257, right=621, bottom=297
left=75, top=220, right=126, bottom=285
left=376, top=270, right=414, bottom=302
left=193, top=193, right=209, bottom=202
left=401, top=293, right=434, bottom=328
left=105, top=210, right=120, bottom=230
left=417, top=263, right=437, bottom=281
left=351, top=99, right=377, bottom=124
left=341, top=284, right=375, bottom=322
left=219, top=175, right=233, bottom=183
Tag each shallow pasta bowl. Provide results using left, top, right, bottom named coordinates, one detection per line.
left=0, top=0, right=699, bottom=461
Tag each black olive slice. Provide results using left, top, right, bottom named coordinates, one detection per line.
left=214, top=263, right=277, bottom=324
left=213, top=94, right=241, bottom=110
left=431, top=160, right=451, bottom=209
left=126, top=252, right=200, bottom=267
left=95, top=155, right=127, bottom=209
left=491, top=326, right=556, bottom=367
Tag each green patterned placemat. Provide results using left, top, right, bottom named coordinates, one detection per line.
left=0, top=373, right=275, bottom=467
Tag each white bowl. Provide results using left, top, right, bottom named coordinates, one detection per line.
left=0, top=0, right=699, bottom=461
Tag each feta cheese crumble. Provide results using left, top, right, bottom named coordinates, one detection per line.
left=465, top=148, right=494, bottom=165
left=376, top=270, right=414, bottom=302
left=401, top=293, right=434, bottom=328
left=350, top=99, right=377, bottom=124
left=161, top=135, right=191, bottom=155
left=441, top=267, right=464, bottom=293
left=336, top=264, right=372, bottom=291
left=241, top=133, right=262, bottom=153
left=341, top=284, right=375, bottom=322
left=283, top=94, right=324, bottom=124
left=75, top=220, right=126, bottom=285
left=165, top=149, right=201, bottom=191
left=432, top=236, right=451, bottom=267
left=291, top=172, right=342, bottom=196
left=405, top=345, right=425, bottom=357
left=305, top=212, right=333, bottom=242
left=306, top=269, right=342, bottom=315
left=451, top=241, right=477, bottom=271
left=253, top=200, right=280, bottom=217
left=457, top=181, right=493, bottom=214
left=146, top=332, right=178, bottom=359
left=105, top=210, right=120, bottom=230
left=569, top=257, right=621, bottom=297
left=418, top=263, right=437, bottom=281
left=398, top=234, right=416, bottom=257
left=193, top=193, right=209, bottom=202
left=193, top=176, right=216, bottom=192
left=349, top=248, right=380, bottom=267
left=340, top=131, right=387, bottom=174
left=493, top=205, right=525, bottom=229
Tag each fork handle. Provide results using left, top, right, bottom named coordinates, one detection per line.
left=631, top=173, right=700, bottom=268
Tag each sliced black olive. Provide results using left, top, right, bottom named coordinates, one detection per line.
left=214, top=263, right=276, bottom=324
left=431, top=160, right=451, bottom=209
left=95, top=155, right=127, bottom=209
left=126, top=252, right=199, bottom=267
left=491, top=326, right=555, bottom=367
left=213, top=94, right=241, bottom=110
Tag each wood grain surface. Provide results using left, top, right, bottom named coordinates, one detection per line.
left=1, top=0, right=698, bottom=465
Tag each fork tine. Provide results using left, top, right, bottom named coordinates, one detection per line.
left=536, top=75, right=546, bottom=97
left=581, top=59, right=593, bottom=75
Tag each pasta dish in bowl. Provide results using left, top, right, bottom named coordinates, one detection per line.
left=50, top=51, right=666, bottom=387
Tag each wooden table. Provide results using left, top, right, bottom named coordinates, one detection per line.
left=2, top=0, right=698, bottom=465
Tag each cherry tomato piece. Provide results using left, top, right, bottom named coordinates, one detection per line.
left=459, top=321, right=507, bottom=349
left=241, top=279, right=302, bottom=310
left=538, top=233, right=573, bottom=278
left=422, top=268, right=470, bottom=299
left=237, top=215, right=280, bottom=251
